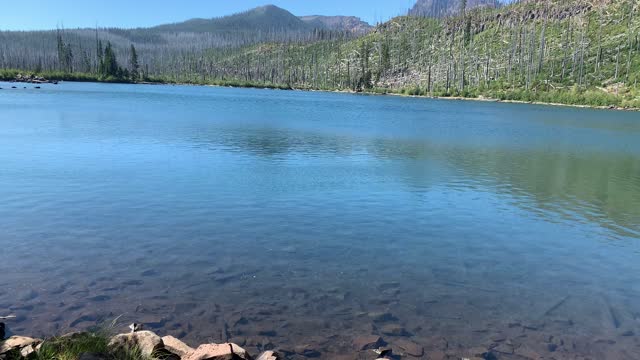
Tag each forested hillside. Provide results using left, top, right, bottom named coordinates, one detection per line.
left=2, top=0, right=639, bottom=108
left=0, top=5, right=365, bottom=80
left=409, top=0, right=501, bottom=18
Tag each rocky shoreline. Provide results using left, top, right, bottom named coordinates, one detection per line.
left=1, top=76, right=637, bottom=112
left=0, top=320, right=484, bottom=360
left=1, top=327, right=279, bottom=360
left=0, top=326, right=420, bottom=360
left=8, top=74, right=58, bottom=84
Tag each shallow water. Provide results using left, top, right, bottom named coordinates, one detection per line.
left=1, top=82, right=639, bottom=359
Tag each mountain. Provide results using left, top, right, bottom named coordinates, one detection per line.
left=3, top=0, right=639, bottom=109
left=299, top=15, right=372, bottom=34
left=153, top=5, right=311, bottom=33
left=409, top=0, right=501, bottom=18
left=152, top=5, right=372, bottom=34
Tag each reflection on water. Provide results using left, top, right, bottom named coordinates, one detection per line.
left=0, top=82, right=639, bottom=359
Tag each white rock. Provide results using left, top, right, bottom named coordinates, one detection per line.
left=256, top=350, right=279, bottom=360
left=162, top=335, right=195, bottom=357
left=0, top=336, right=42, bottom=355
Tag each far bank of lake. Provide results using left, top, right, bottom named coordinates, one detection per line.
left=2, top=70, right=639, bottom=111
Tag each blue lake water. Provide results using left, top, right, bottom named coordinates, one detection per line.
left=1, top=82, right=639, bottom=359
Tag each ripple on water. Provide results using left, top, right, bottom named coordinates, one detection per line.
left=0, top=83, right=639, bottom=358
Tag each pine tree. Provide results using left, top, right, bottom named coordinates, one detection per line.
left=129, top=44, right=139, bottom=81
left=99, top=42, right=119, bottom=78
left=56, top=29, right=73, bottom=73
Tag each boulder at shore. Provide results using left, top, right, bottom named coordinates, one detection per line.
left=185, top=343, right=251, bottom=360
left=162, top=335, right=195, bottom=357
left=108, top=330, right=164, bottom=357
left=0, top=336, right=42, bottom=357
left=256, top=351, right=279, bottom=360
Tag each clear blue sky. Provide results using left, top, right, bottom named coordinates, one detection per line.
left=0, top=0, right=417, bottom=31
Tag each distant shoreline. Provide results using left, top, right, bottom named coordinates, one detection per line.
left=2, top=77, right=639, bottom=113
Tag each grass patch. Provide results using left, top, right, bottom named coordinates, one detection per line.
left=0, top=332, right=153, bottom=360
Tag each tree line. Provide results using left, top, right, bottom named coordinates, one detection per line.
left=1, top=0, right=639, bottom=107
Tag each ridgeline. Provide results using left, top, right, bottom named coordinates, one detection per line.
left=1, top=0, right=639, bottom=108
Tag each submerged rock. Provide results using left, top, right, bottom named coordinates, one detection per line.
left=425, top=350, right=447, bottom=360
left=379, top=324, right=409, bottom=337
left=368, top=312, right=397, bottom=323
left=162, top=335, right=195, bottom=357
left=352, top=335, right=384, bottom=350
left=109, top=330, right=164, bottom=357
left=185, top=343, right=251, bottom=360
left=394, top=339, right=423, bottom=357
left=293, top=344, right=321, bottom=358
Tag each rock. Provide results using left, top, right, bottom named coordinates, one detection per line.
left=464, top=347, right=490, bottom=359
left=129, top=323, right=143, bottom=333
left=492, top=342, right=513, bottom=354
left=20, top=344, right=36, bottom=357
left=368, top=312, right=397, bottom=323
left=108, top=330, right=164, bottom=357
left=379, top=324, right=409, bottom=336
left=373, top=347, right=392, bottom=357
left=162, top=335, right=195, bottom=357
left=425, top=350, right=446, bottom=360
left=0, top=336, right=42, bottom=355
left=394, top=339, right=423, bottom=357
left=352, top=335, right=384, bottom=350
left=294, top=344, right=321, bottom=358
left=185, top=343, right=251, bottom=360
left=514, top=346, right=543, bottom=359
left=256, top=351, right=279, bottom=360
left=0, top=323, right=4, bottom=340
left=423, top=336, right=448, bottom=351
left=621, top=330, right=635, bottom=337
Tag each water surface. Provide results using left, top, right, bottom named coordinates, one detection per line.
left=1, top=82, right=639, bottom=359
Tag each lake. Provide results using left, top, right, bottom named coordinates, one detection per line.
left=1, top=82, right=639, bottom=359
